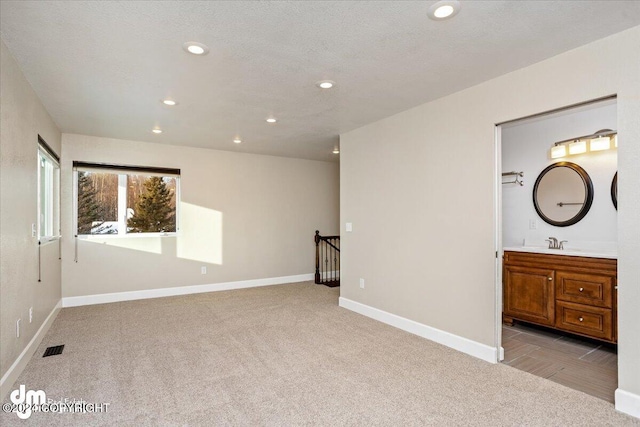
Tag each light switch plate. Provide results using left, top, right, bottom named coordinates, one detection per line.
left=346, top=222, right=353, bottom=232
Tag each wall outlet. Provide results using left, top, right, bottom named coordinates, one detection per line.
left=529, top=219, right=537, bottom=230
left=201, top=266, right=207, bottom=274
left=31, top=223, right=37, bottom=237
left=16, top=319, right=21, bottom=338
left=29, top=307, right=33, bottom=323
left=359, top=278, right=365, bottom=289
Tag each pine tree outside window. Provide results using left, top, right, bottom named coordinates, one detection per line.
left=73, top=163, right=180, bottom=236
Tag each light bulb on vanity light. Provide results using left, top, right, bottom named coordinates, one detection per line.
left=550, top=145, right=567, bottom=159
left=589, top=136, right=611, bottom=152
left=568, top=140, right=587, bottom=155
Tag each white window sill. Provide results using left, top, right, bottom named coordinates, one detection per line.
left=39, top=236, right=61, bottom=245
left=77, top=232, right=177, bottom=240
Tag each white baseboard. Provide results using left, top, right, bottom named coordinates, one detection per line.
left=339, top=297, right=498, bottom=364
left=616, top=388, right=640, bottom=419
left=1, top=300, right=62, bottom=400
left=62, top=273, right=314, bottom=308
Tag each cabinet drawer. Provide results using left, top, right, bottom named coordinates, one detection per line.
left=555, top=301, right=613, bottom=341
left=556, top=271, right=613, bottom=308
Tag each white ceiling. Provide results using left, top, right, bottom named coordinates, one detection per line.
left=1, top=1, right=639, bottom=162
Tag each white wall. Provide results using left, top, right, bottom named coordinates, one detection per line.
left=0, top=40, right=62, bottom=396
left=502, top=101, right=617, bottom=248
left=61, top=134, right=339, bottom=299
left=340, top=26, right=640, bottom=415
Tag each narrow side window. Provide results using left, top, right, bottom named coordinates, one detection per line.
left=37, top=137, right=60, bottom=241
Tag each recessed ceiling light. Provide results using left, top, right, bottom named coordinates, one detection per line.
left=316, top=80, right=335, bottom=89
left=266, top=118, right=277, bottom=123
left=233, top=138, right=242, bottom=144
left=428, top=0, right=461, bottom=20
left=183, top=41, right=210, bottom=55
left=152, top=129, right=162, bottom=134
left=333, top=148, right=340, bottom=154
left=162, top=99, right=177, bottom=106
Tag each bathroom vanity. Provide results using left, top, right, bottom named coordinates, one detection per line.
left=502, top=249, right=617, bottom=343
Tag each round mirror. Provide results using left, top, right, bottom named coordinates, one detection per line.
left=533, top=162, right=594, bottom=227
left=611, top=172, right=617, bottom=210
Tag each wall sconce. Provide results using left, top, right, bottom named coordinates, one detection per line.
left=548, top=129, right=617, bottom=159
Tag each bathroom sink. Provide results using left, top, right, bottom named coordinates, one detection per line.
left=503, top=245, right=616, bottom=259
left=522, top=245, right=580, bottom=251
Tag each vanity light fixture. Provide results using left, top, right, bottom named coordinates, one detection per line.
left=568, top=140, right=587, bottom=155
left=332, top=148, right=340, bottom=154
left=152, top=129, right=163, bottom=134
left=162, top=99, right=177, bottom=106
left=548, top=129, right=617, bottom=159
left=427, top=0, right=461, bottom=20
left=266, top=117, right=277, bottom=123
left=233, top=138, right=242, bottom=144
left=183, top=41, right=210, bottom=55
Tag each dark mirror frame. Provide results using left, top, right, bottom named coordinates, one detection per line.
left=532, top=161, right=594, bottom=227
left=611, top=172, right=617, bottom=210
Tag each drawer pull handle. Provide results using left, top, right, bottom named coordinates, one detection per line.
left=579, top=287, right=584, bottom=292
left=579, top=317, right=584, bottom=322
left=548, top=277, right=552, bottom=281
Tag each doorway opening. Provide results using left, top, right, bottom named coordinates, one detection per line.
left=496, top=96, right=618, bottom=402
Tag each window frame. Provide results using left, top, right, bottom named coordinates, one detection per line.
left=37, top=137, right=60, bottom=244
left=72, top=163, right=180, bottom=238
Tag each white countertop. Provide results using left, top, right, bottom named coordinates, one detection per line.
left=503, top=246, right=617, bottom=259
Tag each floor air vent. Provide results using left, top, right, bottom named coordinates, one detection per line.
left=43, top=345, right=64, bottom=357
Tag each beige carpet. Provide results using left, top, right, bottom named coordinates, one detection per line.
left=1, top=282, right=638, bottom=426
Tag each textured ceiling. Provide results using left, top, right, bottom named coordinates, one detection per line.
left=1, top=1, right=639, bottom=162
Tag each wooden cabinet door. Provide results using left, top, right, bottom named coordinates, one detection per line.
left=504, top=265, right=555, bottom=326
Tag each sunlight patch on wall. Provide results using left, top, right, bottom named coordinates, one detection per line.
left=177, top=202, right=223, bottom=265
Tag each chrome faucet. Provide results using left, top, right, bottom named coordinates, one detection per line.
left=546, top=237, right=567, bottom=250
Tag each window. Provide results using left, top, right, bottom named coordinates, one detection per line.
left=38, top=137, right=60, bottom=241
left=73, top=162, right=180, bottom=236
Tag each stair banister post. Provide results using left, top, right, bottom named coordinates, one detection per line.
left=315, top=230, right=321, bottom=284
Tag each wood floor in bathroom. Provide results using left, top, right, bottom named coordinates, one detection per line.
left=502, top=322, right=617, bottom=403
